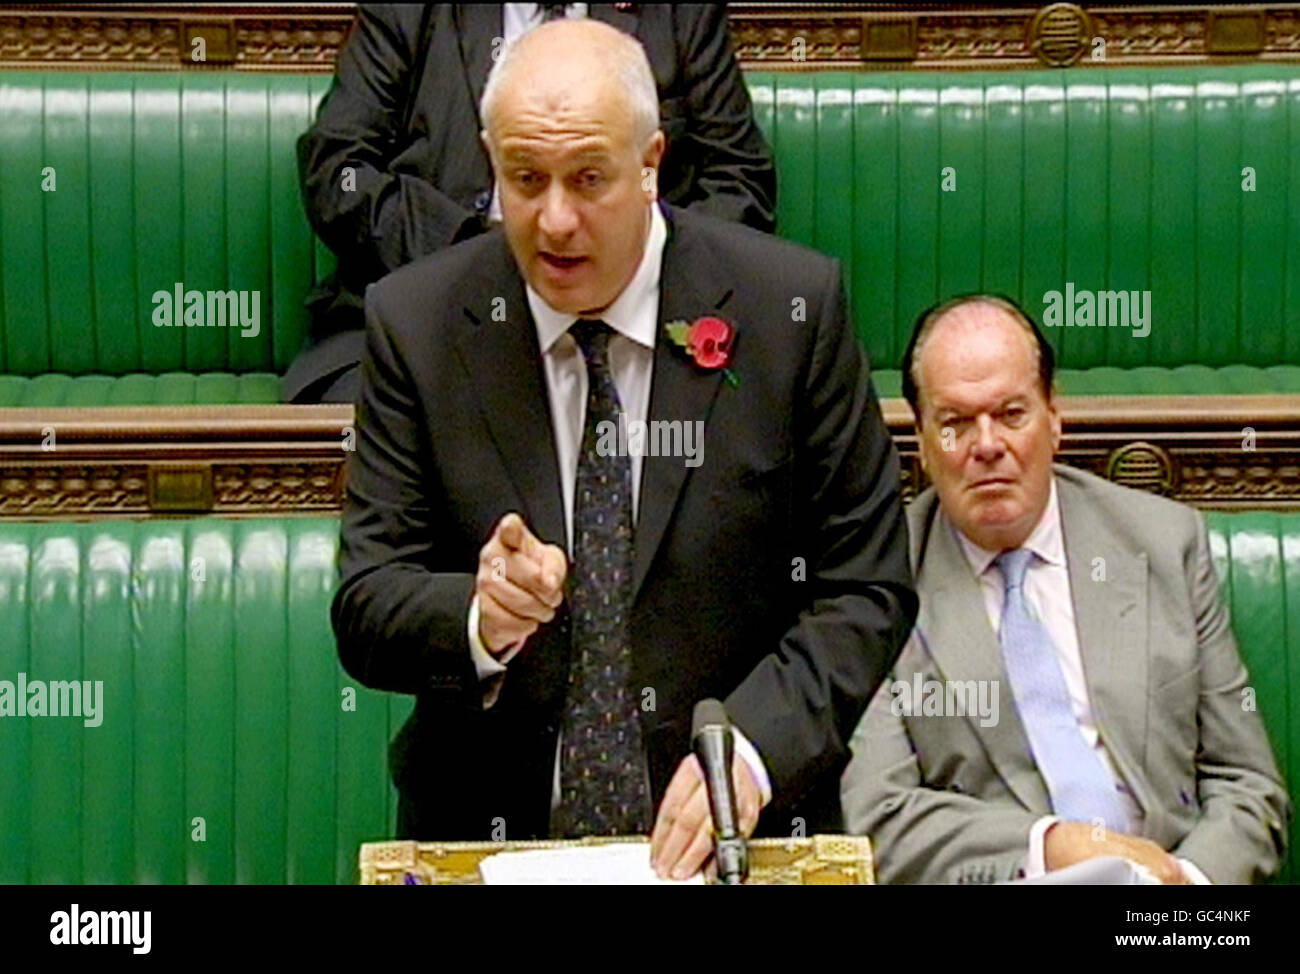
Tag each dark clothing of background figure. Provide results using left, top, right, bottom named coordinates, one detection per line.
left=287, top=3, right=777, bottom=403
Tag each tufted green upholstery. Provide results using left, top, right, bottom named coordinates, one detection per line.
left=0, top=511, right=1294, bottom=883
left=0, top=372, right=282, bottom=407
left=1, top=66, right=1298, bottom=401
left=747, top=66, right=1300, bottom=378
left=1204, top=511, right=1300, bottom=884
left=0, top=72, right=336, bottom=385
left=0, top=518, right=410, bottom=884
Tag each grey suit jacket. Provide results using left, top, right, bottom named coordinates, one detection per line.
left=841, top=464, right=1290, bottom=884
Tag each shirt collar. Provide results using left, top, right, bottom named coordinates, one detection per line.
left=527, top=203, right=666, bottom=355
left=954, top=475, right=1065, bottom=578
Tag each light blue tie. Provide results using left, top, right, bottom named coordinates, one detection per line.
left=995, top=548, right=1132, bottom=832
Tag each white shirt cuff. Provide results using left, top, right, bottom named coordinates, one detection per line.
left=731, top=728, right=773, bottom=808
left=1177, top=858, right=1212, bottom=885
left=467, top=596, right=507, bottom=680
left=467, top=595, right=526, bottom=709
left=1025, top=815, right=1060, bottom=879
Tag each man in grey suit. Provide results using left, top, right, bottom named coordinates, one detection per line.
left=841, top=294, right=1289, bottom=884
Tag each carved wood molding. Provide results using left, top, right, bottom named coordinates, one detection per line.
left=359, top=835, right=875, bottom=885
left=2, top=4, right=1298, bottom=72
left=0, top=397, right=1296, bottom=518
left=0, top=405, right=351, bottom=518
left=0, top=3, right=355, bottom=71
left=731, top=3, right=1300, bottom=69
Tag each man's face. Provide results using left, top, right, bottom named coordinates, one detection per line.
left=915, top=306, right=1062, bottom=551
left=487, top=74, right=664, bottom=315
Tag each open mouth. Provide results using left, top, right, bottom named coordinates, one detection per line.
left=540, top=252, right=587, bottom=271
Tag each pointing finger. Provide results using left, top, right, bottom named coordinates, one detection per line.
left=497, top=513, right=526, bottom=552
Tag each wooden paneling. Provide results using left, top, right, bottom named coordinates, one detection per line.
left=0, top=397, right=1296, bottom=517
left=3, top=4, right=1300, bottom=72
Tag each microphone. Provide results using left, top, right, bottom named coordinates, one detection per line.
left=691, top=698, right=749, bottom=885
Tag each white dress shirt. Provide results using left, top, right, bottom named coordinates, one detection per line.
left=464, top=204, right=772, bottom=812
left=488, top=4, right=590, bottom=223
left=953, top=477, right=1209, bottom=884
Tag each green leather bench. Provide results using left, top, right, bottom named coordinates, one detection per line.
left=0, top=511, right=1295, bottom=883
left=0, top=72, right=337, bottom=405
left=0, top=517, right=409, bottom=884
left=748, top=66, right=1300, bottom=397
left=1, top=65, right=1299, bottom=403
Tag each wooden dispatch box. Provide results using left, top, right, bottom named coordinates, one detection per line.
left=360, top=835, right=874, bottom=885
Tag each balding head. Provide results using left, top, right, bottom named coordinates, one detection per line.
left=477, top=17, right=665, bottom=316
left=903, top=294, right=1055, bottom=427
left=481, top=19, right=659, bottom=150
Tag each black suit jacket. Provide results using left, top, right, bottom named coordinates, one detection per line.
left=288, top=3, right=777, bottom=401
left=332, top=204, right=915, bottom=841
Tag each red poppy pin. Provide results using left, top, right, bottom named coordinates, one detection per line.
left=665, top=316, right=738, bottom=387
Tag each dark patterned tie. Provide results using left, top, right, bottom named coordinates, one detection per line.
left=551, top=319, right=653, bottom=838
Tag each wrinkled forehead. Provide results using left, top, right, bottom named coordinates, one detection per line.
left=493, top=64, right=634, bottom=145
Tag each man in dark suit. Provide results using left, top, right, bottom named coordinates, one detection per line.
left=332, top=18, right=913, bottom=881
left=289, top=3, right=776, bottom=403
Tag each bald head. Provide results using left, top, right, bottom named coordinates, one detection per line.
left=903, top=294, right=1055, bottom=427
left=480, top=18, right=659, bottom=150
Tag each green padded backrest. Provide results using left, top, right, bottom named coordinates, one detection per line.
left=1204, top=511, right=1300, bottom=885
left=0, top=511, right=1294, bottom=883
left=3, top=65, right=1300, bottom=378
left=0, top=518, right=411, bottom=884
left=0, top=72, right=334, bottom=377
left=746, top=66, right=1300, bottom=372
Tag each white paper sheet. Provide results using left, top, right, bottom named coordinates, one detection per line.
left=478, top=843, right=705, bottom=885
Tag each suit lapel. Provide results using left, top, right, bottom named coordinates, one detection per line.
left=918, top=509, right=1053, bottom=813
left=631, top=207, right=732, bottom=599
left=451, top=236, right=567, bottom=550
left=455, top=4, right=502, bottom=125
left=1058, top=471, right=1152, bottom=818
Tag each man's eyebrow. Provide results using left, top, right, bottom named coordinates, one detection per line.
left=499, top=148, right=539, bottom=164
left=497, top=142, right=614, bottom=164
left=934, top=394, right=1025, bottom=417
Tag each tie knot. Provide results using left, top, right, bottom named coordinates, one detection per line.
left=569, top=319, right=611, bottom=365
left=994, top=547, right=1035, bottom=592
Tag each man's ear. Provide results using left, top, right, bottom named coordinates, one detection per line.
left=1046, top=388, right=1062, bottom=453
left=911, top=397, right=930, bottom=475
left=641, top=130, right=666, bottom=198
left=644, top=129, right=666, bottom=169
left=915, top=419, right=930, bottom=476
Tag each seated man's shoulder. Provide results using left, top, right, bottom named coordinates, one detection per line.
left=1056, top=464, right=1203, bottom=550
